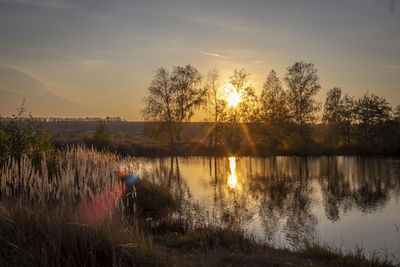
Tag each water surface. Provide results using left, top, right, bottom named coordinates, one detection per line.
left=138, top=156, right=400, bottom=262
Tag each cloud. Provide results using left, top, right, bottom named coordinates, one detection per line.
left=79, top=59, right=107, bottom=68
left=185, top=16, right=258, bottom=34
left=199, top=50, right=228, bottom=59
left=0, top=65, right=88, bottom=116
left=0, top=0, right=72, bottom=9
left=381, top=65, right=400, bottom=70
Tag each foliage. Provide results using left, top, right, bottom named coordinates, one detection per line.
left=230, top=69, right=259, bottom=123
left=284, top=61, right=321, bottom=126
left=394, top=104, right=400, bottom=121
left=0, top=102, right=54, bottom=167
left=91, top=122, right=112, bottom=150
left=355, top=93, right=392, bottom=128
left=323, top=87, right=342, bottom=125
left=353, top=93, right=393, bottom=152
left=142, top=65, right=207, bottom=148
left=0, top=147, right=395, bottom=266
left=135, top=179, right=179, bottom=218
left=137, top=61, right=400, bottom=155
left=260, top=70, right=291, bottom=125
left=339, top=94, right=357, bottom=147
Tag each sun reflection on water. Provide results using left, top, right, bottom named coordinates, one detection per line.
left=227, top=157, right=240, bottom=190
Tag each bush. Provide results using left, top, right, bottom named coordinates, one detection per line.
left=134, top=180, right=179, bottom=218
left=0, top=103, right=54, bottom=168
left=90, top=123, right=112, bottom=150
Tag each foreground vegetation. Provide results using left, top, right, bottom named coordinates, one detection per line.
left=0, top=206, right=392, bottom=267
left=0, top=142, right=395, bottom=266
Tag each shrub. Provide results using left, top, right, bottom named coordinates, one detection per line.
left=134, top=180, right=179, bottom=218
left=0, top=103, right=54, bottom=168
left=91, top=123, right=112, bottom=150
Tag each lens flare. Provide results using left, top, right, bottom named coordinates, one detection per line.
left=79, top=183, right=126, bottom=224
left=80, top=172, right=140, bottom=224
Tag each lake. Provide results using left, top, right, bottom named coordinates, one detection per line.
left=137, top=156, right=400, bottom=262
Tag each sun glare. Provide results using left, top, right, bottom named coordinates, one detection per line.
left=228, top=157, right=240, bottom=190
left=223, top=83, right=242, bottom=107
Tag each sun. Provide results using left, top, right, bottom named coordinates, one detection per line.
left=223, top=83, right=242, bottom=107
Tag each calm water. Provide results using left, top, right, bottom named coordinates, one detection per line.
left=137, top=156, right=400, bottom=262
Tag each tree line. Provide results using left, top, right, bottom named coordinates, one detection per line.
left=142, top=61, right=400, bottom=155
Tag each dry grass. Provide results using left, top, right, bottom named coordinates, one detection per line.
left=0, top=146, right=395, bottom=266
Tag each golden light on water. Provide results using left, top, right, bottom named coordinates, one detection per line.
left=223, top=83, right=242, bottom=107
left=227, top=157, right=240, bottom=190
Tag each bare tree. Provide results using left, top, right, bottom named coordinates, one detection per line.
left=142, top=68, right=175, bottom=144
left=284, top=62, right=321, bottom=126
left=355, top=93, right=392, bottom=141
left=339, top=94, right=356, bottom=146
left=229, top=69, right=258, bottom=123
left=323, top=87, right=342, bottom=125
left=356, top=93, right=392, bottom=126
left=394, top=104, right=400, bottom=121
left=221, top=69, right=258, bottom=145
left=204, top=69, right=224, bottom=147
left=260, top=70, right=290, bottom=125
left=171, top=65, right=206, bottom=144
left=142, top=65, right=206, bottom=149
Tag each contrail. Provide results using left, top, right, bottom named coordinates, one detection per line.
left=199, top=50, right=228, bottom=59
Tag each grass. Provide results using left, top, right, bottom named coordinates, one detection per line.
left=160, top=226, right=260, bottom=252
left=0, top=146, right=396, bottom=266
left=0, top=206, right=162, bottom=267
left=295, top=240, right=393, bottom=267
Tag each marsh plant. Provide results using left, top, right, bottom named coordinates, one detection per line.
left=1, top=146, right=136, bottom=209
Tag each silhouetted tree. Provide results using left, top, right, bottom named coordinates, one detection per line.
left=142, top=65, right=207, bottom=150
left=323, top=87, right=342, bottom=125
left=355, top=93, right=392, bottom=142
left=339, top=94, right=356, bottom=147
left=142, top=68, right=174, bottom=143
left=320, top=87, right=343, bottom=150
left=392, top=104, right=400, bottom=122
left=260, top=70, right=290, bottom=125
left=221, top=69, right=258, bottom=147
left=258, top=70, right=291, bottom=152
left=204, top=69, right=225, bottom=148
left=91, top=122, right=111, bottom=149
left=231, top=69, right=259, bottom=123
left=284, top=62, right=321, bottom=126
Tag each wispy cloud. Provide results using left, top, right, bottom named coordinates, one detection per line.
left=199, top=50, right=228, bottom=59
left=0, top=64, right=87, bottom=108
left=185, top=17, right=258, bottom=34
left=0, top=0, right=72, bottom=9
left=381, top=65, right=400, bottom=70
left=252, top=60, right=264, bottom=64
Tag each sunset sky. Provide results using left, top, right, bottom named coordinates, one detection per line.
left=0, top=0, right=399, bottom=121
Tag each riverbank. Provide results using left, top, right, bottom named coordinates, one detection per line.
left=0, top=147, right=397, bottom=266
left=0, top=206, right=392, bottom=267
left=6, top=119, right=396, bottom=157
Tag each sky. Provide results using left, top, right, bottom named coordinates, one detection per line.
left=0, top=0, right=399, bottom=121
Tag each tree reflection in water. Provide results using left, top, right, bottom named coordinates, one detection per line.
left=139, top=156, right=400, bottom=251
